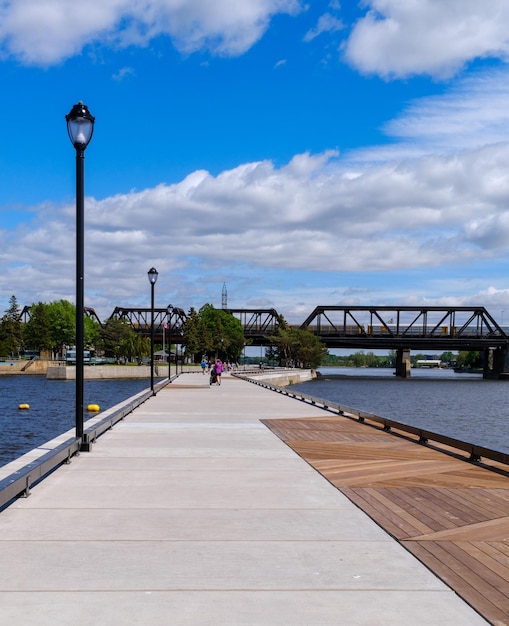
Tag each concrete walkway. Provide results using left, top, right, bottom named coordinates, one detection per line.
left=0, top=373, right=487, bottom=625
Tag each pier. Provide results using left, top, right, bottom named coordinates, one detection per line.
left=0, top=372, right=498, bottom=624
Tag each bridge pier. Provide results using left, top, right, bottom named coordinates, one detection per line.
left=483, top=347, right=509, bottom=379
left=395, top=348, right=411, bottom=378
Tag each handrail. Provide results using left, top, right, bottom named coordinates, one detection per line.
left=81, top=377, right=169, bottom=449
left=0, top=377, right=171, bottom=511
left=20, top=356, right=38, bottom=371
left=0, top=437, right=81, bottom=512
left=235, top=372, right=509, bottom=469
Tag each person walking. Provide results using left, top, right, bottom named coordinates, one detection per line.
left=201, top=358, right=207, bottom=375
left=215, top=359, right=223, bottom=385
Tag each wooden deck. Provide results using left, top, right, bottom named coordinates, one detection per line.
left=262, top=414, right=509, bottom=626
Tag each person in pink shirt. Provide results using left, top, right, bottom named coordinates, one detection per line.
left=215, top=359, right=223, bottom=385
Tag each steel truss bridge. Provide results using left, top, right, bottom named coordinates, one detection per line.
left=300, top=306, right=507, bottom=351
left=102, top=305, right=509, bottom=378
left=109, top=306, right=187, bottom=342
left=20, top=304, right=509, bottom=377
left=299, top=306, right=509, bottom=379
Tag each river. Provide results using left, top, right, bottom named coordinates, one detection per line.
left=0, top=376, right=156, bottom=467
left=2, top=368, right=509, bottom=468
left=288, top=367, right=509, bottom=455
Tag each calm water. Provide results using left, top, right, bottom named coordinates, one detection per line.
left=288, top=367, right=509, bottom=454
left=0, top=376, right=156, bottom=467
left=4, top=369, right=509, bottom=468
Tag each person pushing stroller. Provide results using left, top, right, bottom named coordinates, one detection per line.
left=209, top=359, right=223, bottom=386
left=209, top=363, right=217, bottom=386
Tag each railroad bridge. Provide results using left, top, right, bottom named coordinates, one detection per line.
left=100, top=305, right=509, bottom=379
left=300, top=306, right=508, bottom=378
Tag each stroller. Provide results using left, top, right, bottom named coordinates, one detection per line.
left=209, top=366, right=218, bottom=386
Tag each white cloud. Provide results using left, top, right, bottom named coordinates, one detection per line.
left=344, top=0, right=509, bottom=78
left=303, top=12, right=344, bottom=42
left=0, top=0, right=302, bottom=65
left=347, top=69, right=509, bottom=163
left=5, top=66, right=509, bottom=319
left=112, top=66, right=135, bottom=81
left=3, top=134, right=509, bottom=319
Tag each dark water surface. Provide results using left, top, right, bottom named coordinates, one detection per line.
left=289, top=367, right=509, bottom=454
left=3, top=368, right=509, bottom=468
left=0, top=376, right=154, bottom=467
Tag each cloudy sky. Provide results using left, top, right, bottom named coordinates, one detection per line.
left=2, top=1, right=509, bottom=325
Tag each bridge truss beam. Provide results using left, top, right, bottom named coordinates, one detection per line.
left=226, top=308, right=282, bottom=346
left=110, top=307, right=187, bottom=343
left=300, top=306, right=508, bottom=351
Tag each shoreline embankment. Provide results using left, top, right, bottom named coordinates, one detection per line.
left=0, top=360, right=170, bottom=379
left=0, top=361, right=315, bottom=383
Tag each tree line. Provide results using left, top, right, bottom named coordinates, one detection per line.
left=0, top=297, right=327, bottom=368
left=3, top=295, right=480, bottom=370
left=0, top=295, right=150, bottom=363
left=181, top=304, right=327, bottom=368
left=322, top=350, right=483, bottom=369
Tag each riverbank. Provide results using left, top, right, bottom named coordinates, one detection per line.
left=0, top=361, right=315, bottom=383
left=0, top=360, right=193, bottom=379
left=46, top=364, right=171, bottom=380
left=239, top=368, right=316, bottom=386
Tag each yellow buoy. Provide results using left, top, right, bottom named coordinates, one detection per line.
left=18, top=403, right=30, bottom=410
left=87, top=404, right=100, bottom=412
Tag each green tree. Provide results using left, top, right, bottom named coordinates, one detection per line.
left=22, top=299, right=100, bottom=358
left=268, top=326, right=293, bottom=366
left=23, top=302, right=53, bottom=353
left=184, top=304, right=245, bottom=362
left=84, top=314, right=101, bottom=349
left=440, top=351, right=456, bottom=365
left=456, top=350, right=482, bottom=369
left=99, top=317, right=149, bottom=363
left=46, top=300, right=76, bottom=357
left=0, top=295, right=23, bottom=357
left=183, top=307, right=210, bottom=362
left=269, top=326, right=327, bottom=369
left=350, top=351, right=367, bottom=367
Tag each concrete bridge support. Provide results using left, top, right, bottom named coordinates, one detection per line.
left=395, top=348, right=411, bottom=378
left=483, top=346, right=509, bottom=379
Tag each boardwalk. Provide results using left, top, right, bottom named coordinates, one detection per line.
left=0, top=373, right=488, bottom=625
left=264, top=411, right=509, bottom=626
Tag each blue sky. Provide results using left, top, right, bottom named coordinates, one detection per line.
left=2, top=1, right=509, bottom=325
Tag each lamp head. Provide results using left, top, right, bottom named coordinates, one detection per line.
left=148, top=267, right=159, bottom=285
left=66, top=101, right=95, bottom=150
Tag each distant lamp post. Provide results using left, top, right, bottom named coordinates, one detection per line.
left=66, top=101, right=95, bottom=446
left=148, top=267, right=158, bottom=393
left=167, top=304, right=173, bottom=382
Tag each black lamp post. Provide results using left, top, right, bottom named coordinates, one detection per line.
left=66, top=101, right=95, bottom=446
left=148, top=267, right=158, bottom=393
left=167, top=304, right=173, bottom=381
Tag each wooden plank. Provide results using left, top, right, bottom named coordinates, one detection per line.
left=405, top=541, right=509, bottom=625
left=340, top=486, right=422, bottom=539
left=262, top=413, right=509, bottom=624
left=491, top=541, right=509, bottom=558
left=346, top=486, right=433, bottom=537
left=416, top=487, right=491, bottom=525
left=462, top=541, right=509, bottom=584
left=436, top=486, right=509, bottom=520
left=411, top=517, right=509, bottom=542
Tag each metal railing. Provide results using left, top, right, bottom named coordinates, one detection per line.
left=0, top=377, right=170, bottom=511
left=236, top=373, right=509, bottom=470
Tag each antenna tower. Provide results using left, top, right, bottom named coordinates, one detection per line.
left=222, top=283, right=227, bottom=309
